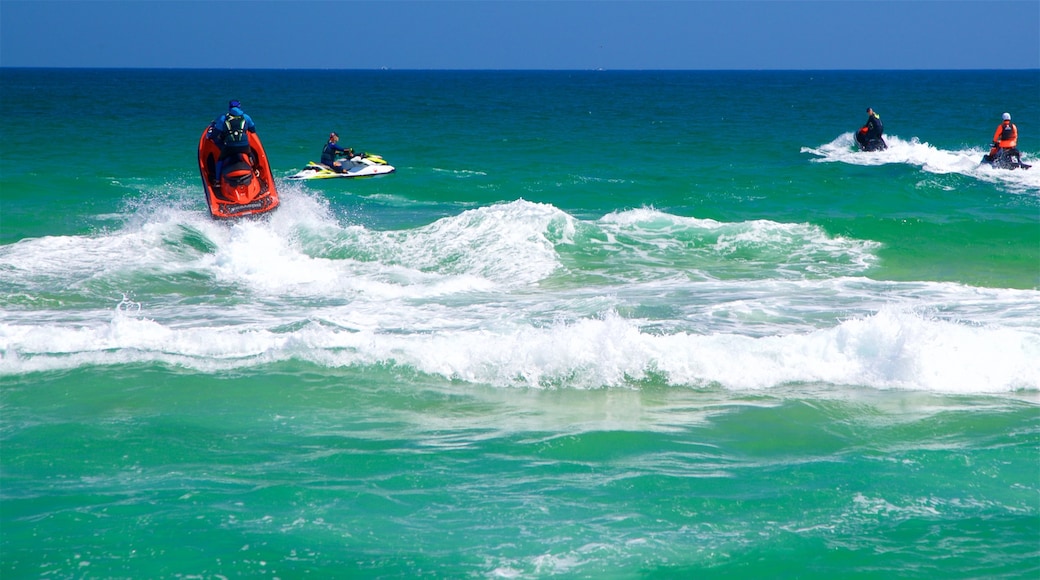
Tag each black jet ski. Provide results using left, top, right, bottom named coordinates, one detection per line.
left=981, top=147, right=1031, bottom=170
left=855, top=128, right=887, bottom=152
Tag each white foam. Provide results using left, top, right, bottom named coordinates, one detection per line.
left=2, top=292, right=1037, bottom=394
left=2, top=191, right=1037, bottom=394
left=598, top=208, right=880, bottom=278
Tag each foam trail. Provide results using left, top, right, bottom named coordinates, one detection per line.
left=802, top=134, right=1039, bottom=192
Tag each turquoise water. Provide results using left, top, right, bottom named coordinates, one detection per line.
left=2, top=69, right=1038, bottom=578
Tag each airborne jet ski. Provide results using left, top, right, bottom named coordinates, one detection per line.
left=288, top=154, right=395, bottom=180
left=197, top=127, right=280, bottom=219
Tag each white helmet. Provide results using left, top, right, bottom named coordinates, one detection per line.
left=1002, top=112, right=1011, bottom=121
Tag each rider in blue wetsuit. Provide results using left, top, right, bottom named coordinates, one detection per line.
left=208, top=100, right=257, bottom=176
left=321, top=132, right=355, bottom=172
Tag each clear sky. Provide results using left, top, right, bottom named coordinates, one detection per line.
left=2, top=0, right=1038, bottom=70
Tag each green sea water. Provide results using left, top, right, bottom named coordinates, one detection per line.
left=1, top=69, right=1038, bottom=578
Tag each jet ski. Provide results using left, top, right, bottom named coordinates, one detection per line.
left=288, top=154, right=395, bottom=180
left=855, top=127, right=887, bottom=152
left=980, top=147, right=1031, bottom=170
left=197, top=127, right=280, bottom=219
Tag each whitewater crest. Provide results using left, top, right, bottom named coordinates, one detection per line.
left=2, top=195, right=1037, bottom=394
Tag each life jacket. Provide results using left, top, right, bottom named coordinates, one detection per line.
left=321, top=141, right=337, bottom=165
left=1000, top=123, right=1015, bottom=142
left=223, top=114, right=249, bottom=150
left=994, top=121, right=1018, bottom=148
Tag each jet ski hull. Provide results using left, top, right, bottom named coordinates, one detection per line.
left=288, top=155, right=396, bottom=180
left=198, top=128, right=280, bottom=219
left=980, top=148, right=1031, bottom=170
left=855, top=131, right=887, bottom=152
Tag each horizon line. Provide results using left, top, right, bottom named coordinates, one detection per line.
left=3, top=66, right=1039, bottom=73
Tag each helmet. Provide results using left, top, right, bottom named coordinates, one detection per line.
left=229, top=99, right=241, bottom=109
left=1002, top=112, right=1011, bottom=121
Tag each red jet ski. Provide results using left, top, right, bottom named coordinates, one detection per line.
left=197, top=127, right=280, bottom=219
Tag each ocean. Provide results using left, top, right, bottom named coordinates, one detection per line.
left=1, top=68, right=1038, bottom=578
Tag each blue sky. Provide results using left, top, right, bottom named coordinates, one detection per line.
left=2, top=1, right=1038, bottom=70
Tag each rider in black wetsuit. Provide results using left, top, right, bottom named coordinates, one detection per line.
left=856, top=107, right=886, bottom=151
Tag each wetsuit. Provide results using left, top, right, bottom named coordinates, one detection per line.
left=864, top=112, right=883, bottom=141
left=321, top=140, right=352, bottom=171
left=210, top=107, right=256, bottom=177
left=856, top=111, right=886, bottom=151
left=212, top=108, right=256, bottom=151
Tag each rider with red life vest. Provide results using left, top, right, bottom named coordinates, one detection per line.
left=986, top=112, right=1021, bottom=166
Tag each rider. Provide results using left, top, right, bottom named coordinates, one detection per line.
left=985, top=112, right=1021, bottom=166
left=856, top=107, right=886, bottom=150
left=209, top=100, right=257, bottom=176
left=321, top=132, right=356, bottom=172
